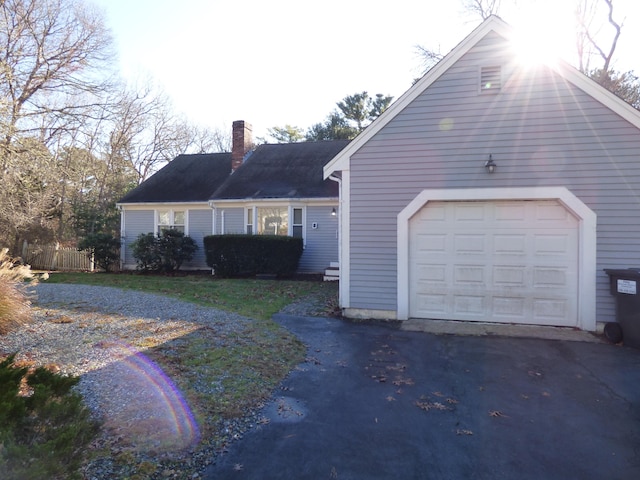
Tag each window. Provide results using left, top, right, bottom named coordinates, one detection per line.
left=480, top=66, right=501, bottom=92
left=157, top=209, right=185, bottom=234
left=257, top=207, right=288, bottom=235
left=292, top=208, right=303, bottom=238
left=246, top=207, right=253, bottom=234
left=246, top=206, right=305, bottom=239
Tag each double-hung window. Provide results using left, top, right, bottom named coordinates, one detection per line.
left=246, top=206, right=304, bottom=240
left=157, top=209, right=185, bottom=234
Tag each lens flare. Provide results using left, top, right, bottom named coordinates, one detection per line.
left=93, top=341, right=201, bottom=453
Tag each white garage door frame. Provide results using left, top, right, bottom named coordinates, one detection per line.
left=397, top=187, right=596, bottom=331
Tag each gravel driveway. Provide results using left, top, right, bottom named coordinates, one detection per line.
left=0, top=283, right=264, bottom=478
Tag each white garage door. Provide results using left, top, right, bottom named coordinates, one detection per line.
left=409, top=200, right=578, bottom=327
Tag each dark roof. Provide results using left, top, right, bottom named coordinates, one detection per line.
left=118, top=153, right=231, bottom=203
left=211, top=140, right=349, bottom=200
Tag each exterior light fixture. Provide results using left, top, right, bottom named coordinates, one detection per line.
left=485, top=154, right=496, bottom=173
left=331, top=208, right=337, bottom=216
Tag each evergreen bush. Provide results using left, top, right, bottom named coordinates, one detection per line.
left=203, top=234, right=303, bottom=278
left=0, top=354, right=99, bottom=479
left=78, top=232, right=120, bottom=271
left=130, top=229, right=197, bottom=273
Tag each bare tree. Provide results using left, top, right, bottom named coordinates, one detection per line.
left=0, top=0, right=114, bottom=163
left=463, top=0, right=503, bottom=20
left=575, top=0, right=623, bottom=73
left=0, top=0, right=114, bottom=252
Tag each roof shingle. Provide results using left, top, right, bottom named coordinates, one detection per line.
left=118, top=153, right=231, bottom=203
left=211, top=140, right=349, bottom=200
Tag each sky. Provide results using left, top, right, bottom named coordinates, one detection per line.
left=91, top=0, right=640, bottom=141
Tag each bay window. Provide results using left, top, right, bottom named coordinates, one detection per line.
left=246, top=206, right=304, bottom=239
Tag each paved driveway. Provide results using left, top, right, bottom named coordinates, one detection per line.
left=203, top=315, right=640, bottom=480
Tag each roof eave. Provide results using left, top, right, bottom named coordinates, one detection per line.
left=324, top=15, right=513, bottom=179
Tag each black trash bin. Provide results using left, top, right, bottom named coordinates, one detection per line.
left=604, top=268, right=640, bottom=348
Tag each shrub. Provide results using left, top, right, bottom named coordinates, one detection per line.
left=203, top=234, right=303, bottom=278
left=130, top=229, right=197, bottom=273
left=0, top=249, right=34, bottom=335
left=78, top=232, right=120, bottom=271
left=157, top=228, right=198, bottom=272
left=0, top=354, right=100, bottom=480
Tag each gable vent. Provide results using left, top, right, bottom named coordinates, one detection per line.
left=480, top=66, right=501, bottom=92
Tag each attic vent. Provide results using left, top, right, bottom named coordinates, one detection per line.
left=480, top=66, right=501, bottom=92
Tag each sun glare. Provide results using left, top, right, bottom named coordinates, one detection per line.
left=512, top=29, right=561, bottom=67
left=506, top=2, right=576, bottom=69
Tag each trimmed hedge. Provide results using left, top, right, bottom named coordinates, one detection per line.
left=204, top=235, right=303, bottom=278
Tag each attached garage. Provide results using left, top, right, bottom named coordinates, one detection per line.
left=409, top=199, right=578, bottom=326
left=397, top=187, right=597, bottom=331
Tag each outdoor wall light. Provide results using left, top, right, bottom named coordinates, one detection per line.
left=331, top=208, right=337, bottom=216
left=484, top=154, right=497, bottom=173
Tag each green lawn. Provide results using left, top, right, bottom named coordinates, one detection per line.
left=44, top=272, right=337, bottom=320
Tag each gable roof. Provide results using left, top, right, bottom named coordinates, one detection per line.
left=118, top=153, right=231, bottom=204
left=211, top=140, right=349, bottom=200
left=324, top=15, right=640, bottom=178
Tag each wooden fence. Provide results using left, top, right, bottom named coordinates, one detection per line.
left=22, top=242, right=95, bottom=272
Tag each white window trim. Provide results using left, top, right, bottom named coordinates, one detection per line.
left=155, top=208, right=188, bottom=235
left=245, top=205, right=306, bottom=245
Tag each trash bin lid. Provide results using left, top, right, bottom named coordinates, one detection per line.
left=604, top=268, right=640, bottom=278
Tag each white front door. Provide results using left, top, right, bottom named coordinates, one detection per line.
left=409, top=200, right=579, bottom=326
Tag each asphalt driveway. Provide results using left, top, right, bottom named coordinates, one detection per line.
left=203, top=315, right=640, bottom=480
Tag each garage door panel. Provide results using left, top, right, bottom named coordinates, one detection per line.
left=415, top=293, right=447, bottom=314
left=493, top=265, right=527, bottom=286
left=494, top=203, right=527, bottom=221
left=533, top=298, right=569, bottom=322
left=454, top=204, right=487, bottom=221
left=409, top=200, right=578, bottom=327
left=415, top=264, right=447, bottom=282
left=493, top=296, right=526, bottom=318
left=455, top=234, right=486, bottom=253
left=415, top=233, right=447, bottom=253
left=453, top=295, right=485, bottom=315
left=533, top=267, right=569, bottom=287
left=494, top=234, right=527, bottom=254
left=454, top=265, right=486, bottom=284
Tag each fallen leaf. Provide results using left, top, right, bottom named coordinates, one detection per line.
left=489, top=410, right=507, bottom=417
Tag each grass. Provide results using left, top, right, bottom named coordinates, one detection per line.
left=39, top=271, right=339, bottom=477
left=45, top=271, right=338, bottom=320
left=0, top=248, right=35, bottom=334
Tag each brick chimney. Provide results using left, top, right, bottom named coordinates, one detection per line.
left=231, top=120, right=252, bottom=172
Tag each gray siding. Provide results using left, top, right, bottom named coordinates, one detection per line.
left=122, top=210, right=154, bottom=268
left=298, top=206, right=339, bottom=273
left=184, top=209, right=213, bottom=269
left=216, top=208, right=244, bottom=234
left=348, top=32, right=640, bottom=322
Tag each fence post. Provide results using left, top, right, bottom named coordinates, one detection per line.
left=50, top=242, right=59, bottom=270
left=22, top=240, right=28, bottom=259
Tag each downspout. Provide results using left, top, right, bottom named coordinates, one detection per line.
left=117, top=205, right=124, bottom=270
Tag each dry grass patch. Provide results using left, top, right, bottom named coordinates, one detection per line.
left=0, top=248, right=36, bottom=335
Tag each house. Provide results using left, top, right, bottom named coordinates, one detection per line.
left=118, top=121, right=347, bottom=274
left=324, top=15, right=640, bottom=332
